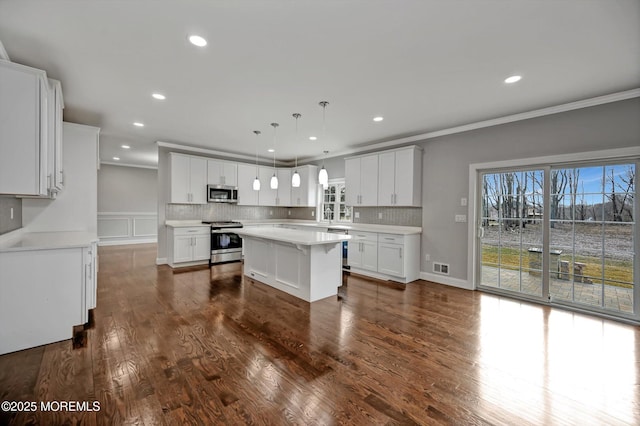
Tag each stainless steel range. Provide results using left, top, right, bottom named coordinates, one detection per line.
left=202, top=221, right=243, bottom=265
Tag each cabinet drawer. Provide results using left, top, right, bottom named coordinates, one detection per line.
left=349, top=231, right=378, bottom=242
left=378, top=233, right=404, bottom=244
left=172, top=226, right=210, bottom=236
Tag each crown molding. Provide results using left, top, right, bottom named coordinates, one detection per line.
left=100, top=161, right=158, bottom=170
left=156, top=141, right=289, bottom=166
left=303, top=88, right=640, bottom=163
left=0, top=40, right=9, bottom=61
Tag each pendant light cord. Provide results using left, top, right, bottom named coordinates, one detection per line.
left=253, top=130, right=260, bottom=177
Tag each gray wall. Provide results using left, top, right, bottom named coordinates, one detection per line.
left=98, top=164, right=157, bottom=212
left=420, top=98, right=640, bottom=283
left=0, top=196, right=21, bottom=235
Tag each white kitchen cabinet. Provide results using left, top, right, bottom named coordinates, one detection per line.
left=345, top=154, right=378, bottom=206
left=207, top=159, right=237, bottom=186
left=0, top=61, right=49, bottom=196
left=347, top=231, right=378, bottom=271
left=0, top=240, right=97, bottom=356
left=169, top=153, right=207, bottom=204
left=275, top=168, right=291, bottom=206
left=237, top=163, right=260, bottom=205
left=378, top=146, right=422, bottom=206
left=168, top=226, right=210, bottom=267
left=378, top=233, right=420, bottom=282
left=291, top=165, right=319, bottom=207
left=258, top=166, right=277, bottom=206
left=48, top=79, right=64, bottom=194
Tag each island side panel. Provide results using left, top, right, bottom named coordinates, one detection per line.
left=308, top=243, right=341, bottom=302
left=274, top=242, right=310, bottom=301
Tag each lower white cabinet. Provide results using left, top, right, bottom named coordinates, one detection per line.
left=347, top=231, right=378, bottom=271
left=0, top=242, right=97, bottom=355
left=168, top=226, right=210, bottom=267
left=347, top=231, right=420, bottom=283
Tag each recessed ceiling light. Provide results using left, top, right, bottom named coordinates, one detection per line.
left=133, top=122, right=144, bottom=127
left=188, top=35, right=207, bottom=47
left=121, top=145, right=130, bottom=149
left=373, top=116, right=384, bottom=122
left=267, top=149, right=275, bottom=153
left=309, top=136, right=317, bottom=141
left=152, top=93, right=166, bottom=100
left=504, top=75, right=522, bottom=84
left=113, top=157, right=120, bottom=161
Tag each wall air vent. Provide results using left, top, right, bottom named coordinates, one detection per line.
left=433, top=262, right=450, bottom=275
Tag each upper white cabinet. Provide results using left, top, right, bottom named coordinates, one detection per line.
left=169, top=153, right=207, bottom=204
left=0, top=61, right=49, bottom=196
left=237, top=163, right=259, bottom=205
left=47, top=78, right=64, bottom=194
left=378, top=146, right=422, bottom=206
left=207, top=159, right=237, bottom=186
left=258, top=166, right=277, bottom=206
left=275, top=168, right=291, bottom=206
left=291, top=165, right=318, bottom=207
left=345, top=154, right=378, bottom=206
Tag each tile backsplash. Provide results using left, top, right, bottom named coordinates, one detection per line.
left=0, top=196, right=22, bottom=235
left=166, top=204, right=316, bottom=221
left=166, top=203, right=421, bottom=227
left=352, top=207, right=422, bottom=227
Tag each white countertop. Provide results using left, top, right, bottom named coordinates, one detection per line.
left=165, top=220, right=211, bottom=228
left=234, top=227, right=352, bottom=246
left=0, top=230, right=98, bottom=252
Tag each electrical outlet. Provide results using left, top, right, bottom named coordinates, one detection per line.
left=378, top=212, right=383, bottom=219
left=288, top=210, right=291, bottom=216
left=269, top=210, right=273, bottom=216
left=311, top=211, right=315, bottom=217
left=10, top=207, right=14, bottom=220
left=425, top=254, right=430, bottom=261
left=461, top=197, right=467, bottom=206
left=355, top=211, right=360, bottom=219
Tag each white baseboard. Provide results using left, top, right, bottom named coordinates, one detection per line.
left=156, top=257, right=167, bottom=265
left=98, top=237, right=157, bottom=246
left=419, top=271, right=473, bottom=290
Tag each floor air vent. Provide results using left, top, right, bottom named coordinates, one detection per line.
left=433, top=262, right=450, bottom=275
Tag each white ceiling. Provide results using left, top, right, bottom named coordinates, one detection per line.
left=1, top=0, right=638, bottom=168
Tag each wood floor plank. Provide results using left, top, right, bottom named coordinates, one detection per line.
left=1, top=242, right=639, bottom=425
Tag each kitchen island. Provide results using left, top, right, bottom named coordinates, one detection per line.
left=234, top=227, right=352, bottom=302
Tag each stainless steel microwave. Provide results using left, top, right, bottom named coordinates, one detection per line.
left=207, top=185, right=238, bottom=203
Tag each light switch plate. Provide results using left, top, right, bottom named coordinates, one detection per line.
left=378, top=212, right=383, bottom=219
left=455, top=214, right=467, bottom=223
left=461, top=197, right=467, bottom=206
left=355, top=211, right=360, bottom=219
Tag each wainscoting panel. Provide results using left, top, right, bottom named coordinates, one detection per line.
left=98, top=212, right=157, bottom=245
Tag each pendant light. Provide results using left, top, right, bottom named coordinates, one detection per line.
left=291, top=113, right=301, bottom=187
left=252, top=130, right=261, bottom=191
left=318, top=101, right=329, bottom=189
left=270, top=122, right=279, bottom=189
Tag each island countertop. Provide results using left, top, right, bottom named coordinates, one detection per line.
left=234, top=227, right=352, bottom=246
left=0, top=230, right=98, bottom=253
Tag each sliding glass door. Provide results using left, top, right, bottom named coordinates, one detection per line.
left=478, top=161, right=637, bottom=319
left=479, top=169, right=545, bottom=300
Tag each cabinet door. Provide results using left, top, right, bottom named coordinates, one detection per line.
left=347, top=241, right=362, bottom=268
left=361, top=241, right=378, bottom=271
left=174, top=235, right=194, bottom=263
left=378, top=151, right=396, bottom=206
left=193, top=234, right=211, bottom=261
left=50, top=80, right=64, bottom=191
left=359, top=154, right=379, bottom=206
left=344, top=158, right=361, bottom=205
left=237, top=163, right=259, bottom=205
left=259, top=166, right=277, bottom=206
left=393, top=148, right=415, bottom=206
left=223, top=162, right=238, bottom=186
left=378, top=243, right=404, bottom=277
left=276, top=168, right=291, bottom=206
left=189, top=157, right=208, bottom=204
left=0, top=62, right=46, bottom=195
left=207, top=160, right=223, bottom=185
left=169, top=154, right=190, bottom=203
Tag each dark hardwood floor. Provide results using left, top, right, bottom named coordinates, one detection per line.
left=1, top=243, right=639, bottom=425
